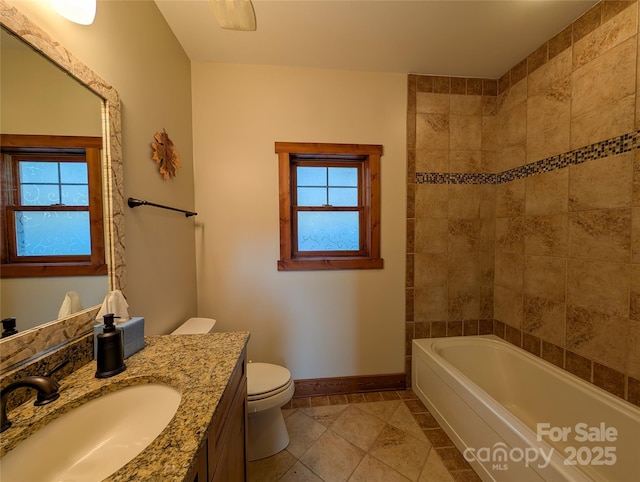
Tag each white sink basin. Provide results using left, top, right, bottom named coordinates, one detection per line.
left=1, top=383, right=181, bottom=482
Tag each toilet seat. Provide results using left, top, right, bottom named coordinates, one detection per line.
left=247, top=362, right=292, bottom=401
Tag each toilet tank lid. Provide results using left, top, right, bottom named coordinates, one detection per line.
left=171, top=317, right=216, bottom=335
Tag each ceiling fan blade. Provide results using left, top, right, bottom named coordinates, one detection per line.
left=210, top=0, right=256, bottom=31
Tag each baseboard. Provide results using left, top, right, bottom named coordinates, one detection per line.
left=293, top=373, right=406, bottom=398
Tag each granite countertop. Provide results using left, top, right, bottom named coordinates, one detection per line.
left=0, top=332, right=250, bottom=481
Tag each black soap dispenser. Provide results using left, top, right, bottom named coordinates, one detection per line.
left=95, top=313, right=126, bottom=378
left=1, top=317, right=18, bottom=338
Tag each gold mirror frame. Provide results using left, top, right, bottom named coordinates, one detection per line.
left=0, top=0, right=125, bottom=372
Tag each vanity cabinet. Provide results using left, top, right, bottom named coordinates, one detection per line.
left=189, top=348, right=247, bottom=482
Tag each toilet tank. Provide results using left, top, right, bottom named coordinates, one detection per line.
left=170, top=317, right=216, bottom=335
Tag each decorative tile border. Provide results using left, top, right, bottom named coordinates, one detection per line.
left=416, top=130, right=639, bottom=185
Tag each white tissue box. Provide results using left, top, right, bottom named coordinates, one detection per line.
left=94, top=317, right=145, bottom=360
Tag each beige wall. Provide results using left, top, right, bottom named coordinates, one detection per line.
left=408, top=0, right=640, bottom=407
left=191, top=63, right=407, bottom=380
left=4, top=0, right=197, bottom=335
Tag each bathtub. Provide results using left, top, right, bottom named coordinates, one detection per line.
left=412, top=335, right=640, bottom=482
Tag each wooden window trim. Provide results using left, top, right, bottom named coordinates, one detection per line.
left=276, top=142, right=383, bottom=271
left=1, top=134, right=106, bottom=277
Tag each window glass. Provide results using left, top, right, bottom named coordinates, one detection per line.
left=19, top=161, right=58, bottom=183
left=297, top=166, right=326, bottom=186
left=21, top=184, right=60, bottom=206
left=61, top=185, right=89, bottom=205
left=297, top=211, right=360, bottom=251
left=16, top=211, right=91, bottom=256
left=19, top=160, right=89, bottom=206
left=59, top=162, right=87, bottom=184
left=328, top=167, right=357, bottom=186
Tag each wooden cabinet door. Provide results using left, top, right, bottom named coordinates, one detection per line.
left=211, top=377, right=247, bottom=482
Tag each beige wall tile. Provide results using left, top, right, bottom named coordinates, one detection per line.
left=525, top=169, right=569, bottom=216
left=479, top=184, right=496, bottom=218
left=495, top=251, right=524, bottom=290
left=571, top=37, right=636, bottom=119
left=632, top=207, right=640, bottom=262
left=498, top=102, right=527, bottom=147
left=448, top=184, right=481, bottom=218
left=480, top=288, right=494, bottom=319
left=416, top=92, right=449, bottom=114
left=524, top=214, right=568, bottom=256
left=566, top=306, right=629, bottom=371
left=415, top=149, right=448, bottom=172
left=524, top=255, right=567, bottom=302
left=628, top=320, right=640, bottom=379
left=448, top=253, right=479, bottom=289
left=480, top=251, right=495, bottom=286
left=567, top=259, right=630, bottom=317
left=479, top=217, right=495, bottom=252
left=494, top=285, right=523, bottom=328
left=495, top=144, right=526, bottom=172
left=632, top=264, right=640, bottom=321
left=573, top=3, right=638, bottom=69
left=497, top=78, right=527, bottom=113
left=415, top=218, right=448, bottom=253
left=527, top=49, right=572, bottom=135
left=414, top=287, right=448, bottom=322
left=526, top=122, right=570, bottom=163
left=496, top=179, right=525, bottom=217
left=415, top=184, right=448, bottom=218
left=602, top=1, right=636, bottom=24
left=496, top=216, right=525, bottom=253
left=481, top=95, right=497, bottom=116
left=523, top=296, right=566, bottom=346
left=414, top=253, right=448, bottom=288
left=450, top=115, right=481, bottom=150
left=481, top=115, right=497, bottom=152
left=528, top=49, right=572, bottom=97
left=481, top=151, right=497, bottom=175
left=570, top=94, right=635, bottom=149
left=448, top=292, right=480, bottom=321
left=448, top=218, right=481, bottom=252
left=569, top=152, right=633, bottom=211
left=450, top=94, right=481, bottom=115
left=569, top=209, right=631, bottom=262
left=634, top=151, right=640, bottom=207
left=449, top=150, right=483, bottom=173
left=416, top=113, right=449, bottom=150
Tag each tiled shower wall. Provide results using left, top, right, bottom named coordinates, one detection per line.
left=406, top=0, right=640, bottom=408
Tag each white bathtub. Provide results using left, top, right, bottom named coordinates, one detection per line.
left=412, top=335, right=640, bottom=482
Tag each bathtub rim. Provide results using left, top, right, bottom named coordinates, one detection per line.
left=413, top=335, right=640, bottom=415
left=411, top=335, right=640, bottom=482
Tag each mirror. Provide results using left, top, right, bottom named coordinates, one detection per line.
left=0, top=3, right=125, bottom=372
left=1, top=28, right=108, bottom=329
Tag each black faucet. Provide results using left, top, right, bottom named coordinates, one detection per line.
left=0, top=360, right=68, bottom=433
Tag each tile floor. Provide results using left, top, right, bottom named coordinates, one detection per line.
left=248, top=390, right=482, bottom=482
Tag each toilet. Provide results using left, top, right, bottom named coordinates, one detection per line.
left=171, top=318, right=295, bottom=461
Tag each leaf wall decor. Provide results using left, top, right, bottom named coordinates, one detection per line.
left=151, top=129, right=181, bottom=180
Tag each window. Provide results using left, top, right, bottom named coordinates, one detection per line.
left=276, top=142, right=383, bottom=271
left=1, top=134, right=106, bottom=277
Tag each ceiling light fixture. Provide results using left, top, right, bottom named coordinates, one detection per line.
left=51, top=0, right=96, bottom=25
left=209, top=0, right=256, bottom=31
